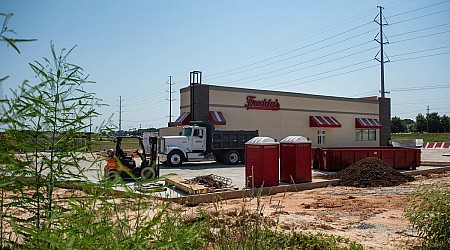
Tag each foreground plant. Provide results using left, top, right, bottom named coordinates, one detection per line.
left=0, top=43, right=103, bottom=247
left=405, top=184, right=450, bottom=249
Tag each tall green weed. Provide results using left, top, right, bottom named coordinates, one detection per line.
left=405, top=184, right=450, bottom=249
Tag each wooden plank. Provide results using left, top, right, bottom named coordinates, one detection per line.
left=165, top=177, right=209, bottom=195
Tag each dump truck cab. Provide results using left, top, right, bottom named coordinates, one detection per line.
left=159, top=122, right=258, bottom=167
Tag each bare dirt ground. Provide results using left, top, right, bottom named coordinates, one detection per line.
left=198, top=171, right=450, bottom=250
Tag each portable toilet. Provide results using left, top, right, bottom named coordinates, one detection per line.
left=245, top=137, right=279, bottom=188
left=280, top=136, right=312, bottom=183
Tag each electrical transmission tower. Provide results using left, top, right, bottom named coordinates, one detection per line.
left=166, top=76, right=175, bottom=124
left=374, top=6, right=390, bottom=98
left=119, top=95, right=123, bottom=135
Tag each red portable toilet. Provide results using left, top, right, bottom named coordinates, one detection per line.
left=280, top=136, right=312, bottom=183
left=245, top=137, right=279, bottom=188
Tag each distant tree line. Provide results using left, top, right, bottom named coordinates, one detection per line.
left=391, top=112, right=450, bottom=133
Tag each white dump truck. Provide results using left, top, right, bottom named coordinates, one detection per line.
left=158, top=122, right=258, bottom=166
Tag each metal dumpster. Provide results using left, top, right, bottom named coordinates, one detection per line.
left=245, top=137, right=279, bottom=188
left=315, top=147, right=421, bottom=171
left=280, top=136, right=312, bottom=183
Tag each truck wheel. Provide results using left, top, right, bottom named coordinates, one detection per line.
left=140, top=167, right=156, bottom=180
left=167, top=151, right=183, bottom=167
left=224, top=150, right=240, bottom=165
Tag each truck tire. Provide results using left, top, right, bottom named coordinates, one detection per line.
left=224, top=150, right=240, bottom=165
left=167, top=150, right=183, bottom=167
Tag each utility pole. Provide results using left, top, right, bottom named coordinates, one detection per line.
left=167, top=76, right=175, bottom=124
left=426, top=105, right=430, bottom=133
left=374, top=6, right=390, bottom=98
left=119, top=96, right=122, bottom=136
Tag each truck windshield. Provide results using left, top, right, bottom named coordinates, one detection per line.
left=182, top=127, right=192, bottom=136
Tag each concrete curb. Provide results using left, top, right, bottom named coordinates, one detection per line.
left=402, top=166, right=450, bottom=176
left=159, top=179, right=340, bottom=205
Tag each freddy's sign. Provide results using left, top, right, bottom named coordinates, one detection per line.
left=245, top=96, right=280, bottom=111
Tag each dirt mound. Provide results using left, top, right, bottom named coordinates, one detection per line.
left=328, top=157, right=414, bottom=187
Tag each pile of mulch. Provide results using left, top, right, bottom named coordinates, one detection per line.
left=326, top=157, right=415, bottom=187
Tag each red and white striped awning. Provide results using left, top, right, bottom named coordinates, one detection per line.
left=309, top=116, right=341, bottom=128
left=355, top=118, right=382, bottom=128
left=173, top=112, right=190, bottom=126
left=209, top=111, right=226, bottom=125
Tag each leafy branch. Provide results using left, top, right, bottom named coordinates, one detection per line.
left=0, top=13, right=36, bottom=54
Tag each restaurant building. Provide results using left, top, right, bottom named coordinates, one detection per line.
left=171, top=72, right=391, bottom=147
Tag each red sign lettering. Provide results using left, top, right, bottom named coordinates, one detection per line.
left=245, top=96, right=280, bottom=111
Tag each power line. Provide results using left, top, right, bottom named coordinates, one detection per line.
left=122, top=99, right=166, bottom=112
left=122, top=87, right=167, bottom=103
left=121, top=99, right=166, bottom=113
left=351, top=84, right=450, bottom=97
left=270, top=61, right=378, bottom=90
left=210, top=6, right=450, bottom=90
left=203, top=0, right=409, bottom=73
left=122, top=117, right=166, bottom=123
left=393, top=98, right=450, bottom=105
left=389, top=45, right=450, bottom=57
left=213, top=29, right=377, bottom=83
left=122, top=90, right=167, bottom=107
left=390, top=51, right=450, bottom=62
left=389, top=22, right=450, bottom=38
left=224, top=44, right=377, bottom=86
left=390, top=8, right=450, bottom=26
left=387, top=0, right=450, bottom=18
left=390, top=30, right=450, bottom=44
left=389, top=84, right=450, bottom=92
left=205, top=22, right=374, bottom=80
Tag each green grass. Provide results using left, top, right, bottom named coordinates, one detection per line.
left=91, top=138, right=142, bottom=151
left=391, top=133, right=450, bottom=143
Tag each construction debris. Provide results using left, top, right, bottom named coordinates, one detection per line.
left=327, top=157, right=414, bottom=188
left=165, top=175, right=236, bottom=195
left=135, top=182, right=166, bottom=193
left=188, top=174, right=232, bottom=189
left=166, top=177, right=209, bottom=195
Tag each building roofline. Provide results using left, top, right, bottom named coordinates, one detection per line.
left=180, top=84, right=383, bottom=104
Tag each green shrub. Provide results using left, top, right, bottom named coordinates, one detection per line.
left=207, top=198, right=362, bottom=250
left=405, top=185, right=450, bottom=249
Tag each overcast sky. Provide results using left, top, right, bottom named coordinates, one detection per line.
left=2, top=0, right=450, bottom=131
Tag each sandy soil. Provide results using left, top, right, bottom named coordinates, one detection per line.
left=198, top=171, right=450, bottom=250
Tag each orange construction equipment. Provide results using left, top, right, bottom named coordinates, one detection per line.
left=104, top=136, right=158, bottom=181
